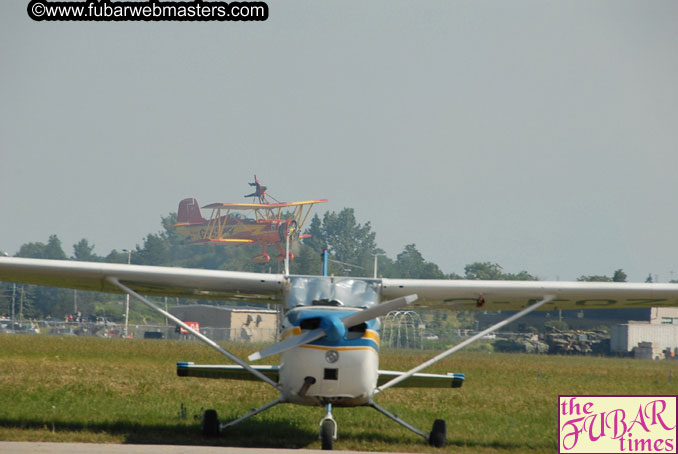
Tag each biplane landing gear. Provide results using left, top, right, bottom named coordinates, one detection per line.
left=275, top=243, right=294, bottom=262
left=275, top=252, right=294, bottom=261
left=202, top=409, right=220, bottom=437
left=319, top=403, right=337, bottom=450
left=251, top=253, right=270, bottom=263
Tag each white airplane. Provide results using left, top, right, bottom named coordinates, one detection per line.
left=1, top=255, right=678, bottom=450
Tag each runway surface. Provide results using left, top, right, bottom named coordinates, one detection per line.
left=0, top=442, right=411, bottom=454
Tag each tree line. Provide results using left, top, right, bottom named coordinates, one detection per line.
left=1, top=207, right=653, bottom=321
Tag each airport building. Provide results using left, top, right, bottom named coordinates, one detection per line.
left=168, top=305, right=279, bottom=342
left=611, top=307, right=678, bottom=359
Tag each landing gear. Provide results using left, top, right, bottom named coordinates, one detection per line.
left=321, top=419, right=335, bottom=450
left=428, top=419, right=446, bottom=448
left=201, top=398, right=285, bottom=439
left=275, top=242, right=294, bottom=262
left=251, top=252, right=271, bottom=263
left=202, top=409, right=220, bottom=437
left=275, top=252, right=294, bottom=261
left=368, top=401, right=446, bottom=448
left=319, top=403, right=337, bottom=450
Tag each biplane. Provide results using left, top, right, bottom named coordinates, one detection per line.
left=1, top=253, right=678, bottom=450
left=173, top=178, right=327, bottom=263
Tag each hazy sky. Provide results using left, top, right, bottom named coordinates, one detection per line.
left=1, top=1, right=677, bottom=282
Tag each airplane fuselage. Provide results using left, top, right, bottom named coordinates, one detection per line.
left=279, top=306, right=381, bottom=406
left=175, top=216, right=293, bottom=245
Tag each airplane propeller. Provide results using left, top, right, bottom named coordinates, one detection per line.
left=248, top=294, right=418, bottom=361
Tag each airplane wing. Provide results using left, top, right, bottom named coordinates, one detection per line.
left=202, top=200, right=328, bottom=210
left=377, top=370, right=464, bottom=388
left=175, top=363, right=464, bottom=389
left=3, top=257, right=678, bottom=310
left=381, top=278, right=678, bottom=311
left=177, top=362, right=279, bottom=382
left=0, top=257, right=284, bottom=303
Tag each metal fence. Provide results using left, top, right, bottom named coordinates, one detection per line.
left=0, top=319, right=278, bottom=343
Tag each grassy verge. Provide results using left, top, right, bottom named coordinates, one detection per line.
left=1, top=335, right=676, bottom=452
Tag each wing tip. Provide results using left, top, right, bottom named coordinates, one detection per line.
left=405, top=294, right=418, bottom=304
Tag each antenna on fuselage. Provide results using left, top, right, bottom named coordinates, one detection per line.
left=321, top=249, right=329, bottom=276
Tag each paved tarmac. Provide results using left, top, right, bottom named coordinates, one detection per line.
left=0, top=442, right=410, bottom=454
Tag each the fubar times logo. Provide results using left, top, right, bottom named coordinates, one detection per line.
left=559, top=396, right=677, bottom=453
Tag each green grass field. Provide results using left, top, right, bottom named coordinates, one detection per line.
left=1, top=334, right=676, bottom=453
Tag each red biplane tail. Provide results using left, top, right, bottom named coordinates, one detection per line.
left=177, top=198, right=205, bottom=224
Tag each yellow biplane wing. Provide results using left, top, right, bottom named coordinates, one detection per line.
left=201, top=200, right=328, bottom=230
left=202, top=200, right=328, bottom=211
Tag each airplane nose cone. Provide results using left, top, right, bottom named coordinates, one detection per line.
left=320, top=315, right=347, bottom=343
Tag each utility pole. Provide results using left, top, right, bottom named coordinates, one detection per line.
left=19, top=286, right=24, bottom=327
left=11, top=283, right=15, bottom=321
left=122, top=249, right=132, bottom=337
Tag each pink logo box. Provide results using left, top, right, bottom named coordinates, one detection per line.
left=559, top=395, right=677, bottom=454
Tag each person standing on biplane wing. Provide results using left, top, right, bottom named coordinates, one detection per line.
left=244, top=175, right=268, bottom=203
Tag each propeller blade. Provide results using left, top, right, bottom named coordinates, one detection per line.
left=248, top=328, right=325, bottom=361
left=341, top=294, right=418, bottom=328
left=247, top=294, right=418, bottom=362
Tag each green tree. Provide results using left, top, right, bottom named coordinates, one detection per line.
left=504, top=270, right=538, bottom=281
left=303, top=215, right=325, bottom=253
left=16, top=235, right=67, bottom=260
left=464, top=262, right=503, bottom=280
left=577, top=269, right=627, bottom=283
left=135, top=233, right=171, bottom=265
left=291, top=243, right=323, bottom=275
left=463, top=262, right=536, bottom=281
left=393, top=244, right=445, bottom=279
left=13, top=235, right=69, bottom=318
left=302, top=208, right=383, bottom=276
left=612, top=269, right=627, bottom=282
left=577, top=275, right=613, bottom=282
left=72, top=239, right=99, bottom=262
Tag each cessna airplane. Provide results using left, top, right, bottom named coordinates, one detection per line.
left=1, top=254, right=678, bottom=450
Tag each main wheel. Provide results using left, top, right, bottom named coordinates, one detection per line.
left=202, top=409, right=220, bottom=438
left=251, top=253, right=271, bottom=263
left=321, top=419, right=334, bottom=450
left=428, top=419, right=446, bottom=447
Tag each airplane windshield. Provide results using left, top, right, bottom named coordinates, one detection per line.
left=285, top=276, right=381, bottom=309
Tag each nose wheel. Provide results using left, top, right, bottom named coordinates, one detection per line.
left=319, top=403, right=337, bottom=450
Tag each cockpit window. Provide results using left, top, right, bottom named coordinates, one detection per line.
left=285, top=276, right=381, bottom=309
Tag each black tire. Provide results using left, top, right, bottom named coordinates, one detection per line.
left=202, top=409, right=220, bottom=438
left=428, top=419, right=446, bottom=448
left=321, top=419, right=334, bottom=450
